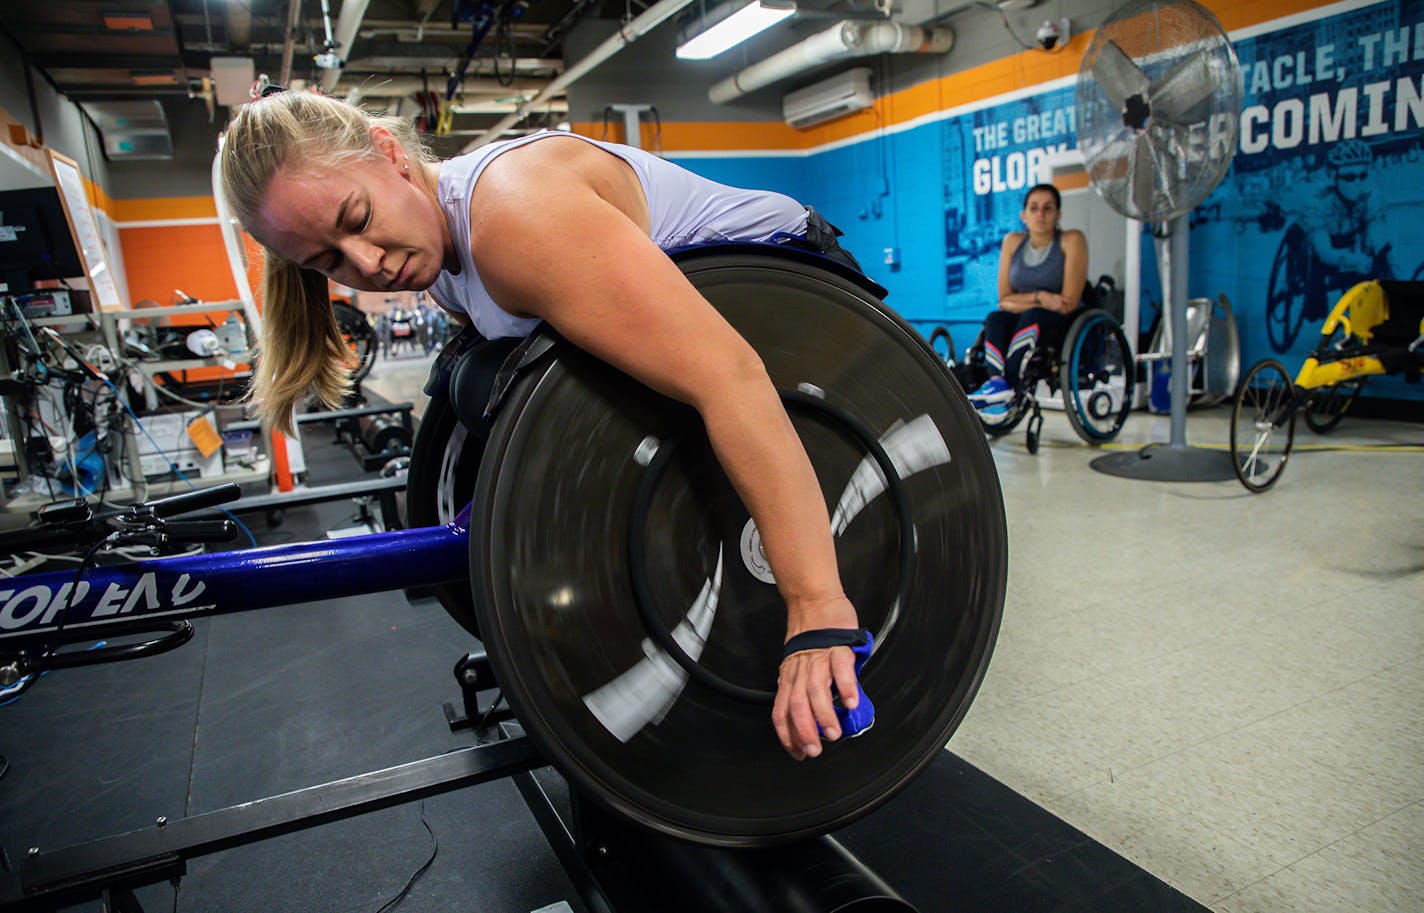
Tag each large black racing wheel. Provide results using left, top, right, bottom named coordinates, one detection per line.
left=1060, top=309, right=1135, bottom=444
left=469, top=251, right=1007, bottom=846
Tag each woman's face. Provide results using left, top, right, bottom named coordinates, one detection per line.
left=250, top=142, right=452, bottom=293
left=1021, top=190, right=1059, bottom=234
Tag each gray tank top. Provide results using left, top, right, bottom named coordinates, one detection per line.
left=1007, top=232, right=1065, bottom=295
left=427, top=132, right=809, bottom=338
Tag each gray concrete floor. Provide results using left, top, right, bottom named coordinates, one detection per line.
left=951, top=403, right=1422, bottom=913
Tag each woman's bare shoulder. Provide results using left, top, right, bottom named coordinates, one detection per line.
left=1001, top=231, right=1027, bottom=250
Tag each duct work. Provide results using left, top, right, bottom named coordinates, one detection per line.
left=708, top=21, right=954, bottom=105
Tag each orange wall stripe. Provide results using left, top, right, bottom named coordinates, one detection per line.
left=112, top=196, right=219, bottom=223
left=576, top=0, right=1348, bottom=153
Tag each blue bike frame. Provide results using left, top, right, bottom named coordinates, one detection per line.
left=0, top=517, right=469, bottom=656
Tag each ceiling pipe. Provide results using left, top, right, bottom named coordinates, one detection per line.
left=318, top=0, right=374, bottom=93
left=709, top=21, right=954, bottom=104
left=278, top=0, right=302, bottom=85
left=338, top=76, right=553, bottom=98
left=462, top=0, right=695, bottom=150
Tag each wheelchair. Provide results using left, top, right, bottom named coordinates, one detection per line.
left=1231, top=279, right=1424, bottom=492
left=951, top=297, right=1136, bottom=454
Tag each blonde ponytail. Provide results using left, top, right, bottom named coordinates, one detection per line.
left=251, top=253, right=350, bottom=435
left=219, top=92, right=432, bottom=430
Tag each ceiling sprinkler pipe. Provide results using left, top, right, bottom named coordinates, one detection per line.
left=708, top=22, right=953, bottom=104
left=335, top=76, right=552, bottom=97
left=463, top=0, right=695, bottom=149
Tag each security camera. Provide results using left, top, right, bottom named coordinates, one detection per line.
left=1036, top=19, right=1060, bottom=50
left=1036, top=17, right=1070, bottom=51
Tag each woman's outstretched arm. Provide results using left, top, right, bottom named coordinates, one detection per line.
left=469, top=138, right=861, bottom=762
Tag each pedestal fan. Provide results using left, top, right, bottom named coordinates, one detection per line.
left=1076, top=0, right=1241, bottom=481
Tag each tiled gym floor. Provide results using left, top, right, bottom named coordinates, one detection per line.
left=377, top=357, right=1424, bottom=912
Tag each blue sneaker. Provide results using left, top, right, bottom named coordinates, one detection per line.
left=968, top=376, right=1013, bottom=410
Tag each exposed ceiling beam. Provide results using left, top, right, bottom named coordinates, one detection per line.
left=31, top=54, right=186, bottom=70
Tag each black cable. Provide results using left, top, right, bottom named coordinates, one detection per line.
left=0, top=754, right=8, bottom=783
left=373, top=799, right=438, bottom=913
left=39, top=538, right=107, bottom=672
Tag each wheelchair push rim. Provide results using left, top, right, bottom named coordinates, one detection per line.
left=468, top=253, right=1008, bottom=846
left=1060, top=310, right=1135, bottom=444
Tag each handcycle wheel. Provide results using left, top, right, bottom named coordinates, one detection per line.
left=1302, top=323, right=1364, bottom=434
left=333, top=301, right=377, bottom=385
left=469, top=251, right=1007, bottom=846
left=1230, top=359, right=1297, bottom=493
left=1303, top=382, right=1362, bottom=433
left=406, top=380, right=482, bottom=637
left=1266, top=225, right=1310, bottom=353
left=1059, top=310, right=1135, bottom=444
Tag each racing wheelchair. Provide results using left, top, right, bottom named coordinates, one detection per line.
left=0, top=245, right=1006, bottom=912
left=1231, top=279, right=1424, bottom=492
left=951, top=287, right=1136, bottom=454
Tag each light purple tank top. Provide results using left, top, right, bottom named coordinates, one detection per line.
left=427, top=132, right=809, bottom=339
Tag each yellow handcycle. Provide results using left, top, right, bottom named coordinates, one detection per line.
left=1230, top=280, right=1424, bottom=492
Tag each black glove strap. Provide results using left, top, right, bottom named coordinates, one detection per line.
left=782, top=627, right=870, bottom=659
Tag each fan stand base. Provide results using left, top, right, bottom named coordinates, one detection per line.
left=1090, top=443, right=1237, bottom=482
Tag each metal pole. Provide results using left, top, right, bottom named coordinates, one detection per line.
left=1168, top=215, right=1189, bottom=446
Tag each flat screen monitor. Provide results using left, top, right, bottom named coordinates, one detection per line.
left=0, top=186, right=84, bottom=293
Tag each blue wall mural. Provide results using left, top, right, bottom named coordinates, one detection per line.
left=672, top=0, right=1424, bottom=403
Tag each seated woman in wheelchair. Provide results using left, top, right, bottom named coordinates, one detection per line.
left=220, top=89, right=863, bottom=763
left=967, top=183, right=1088, bottom=415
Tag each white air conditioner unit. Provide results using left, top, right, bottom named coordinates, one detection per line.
left=782, top=67, right=874, bottom=130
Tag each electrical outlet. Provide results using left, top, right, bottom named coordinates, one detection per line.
left=883, top=247, right=900, bottom=267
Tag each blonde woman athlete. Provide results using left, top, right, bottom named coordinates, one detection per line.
left=220, top=90, right=865, bottom=762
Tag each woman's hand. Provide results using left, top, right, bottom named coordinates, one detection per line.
left=772, top=594, right=862, bottom=761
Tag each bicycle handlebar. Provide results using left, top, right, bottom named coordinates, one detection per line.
left=162, top=520, right=238, bottom=544
left=145, top=483, right=242, bottom=519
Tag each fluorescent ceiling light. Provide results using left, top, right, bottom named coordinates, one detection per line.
left=676, top=0, right=797, bottom=60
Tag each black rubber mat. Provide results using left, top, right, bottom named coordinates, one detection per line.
left=838, top=751, right=1211, bottom=912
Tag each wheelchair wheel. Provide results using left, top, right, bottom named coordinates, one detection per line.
left=334, top=301, right=377, bottom=385
left=1059, top=310, right=1135, bottom=444
left=406, top=382, right=482, bottom=638
left=1266, top=225, right=1310, bottom=353
left=1230, top=360, right=1297, bottom=493
left=928, top=326, right=956, bottom=367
